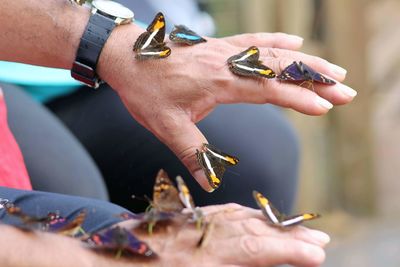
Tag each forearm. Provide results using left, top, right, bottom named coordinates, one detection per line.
left=0, top=224, right=142, bottom=267
left=0, top=0, right=140, bottom=73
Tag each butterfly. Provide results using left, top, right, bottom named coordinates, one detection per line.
left=88, top=225, right=156, bottom=258
left=133, top=12, right=171, bottom=60
left=3, top=202, right=61, bottom=230
left=169, top=25, right=207, bottom=45
left=253, top=190, right=320, bottom=228
left=196, top=143, right=239, bottom=190
left=277, top=61, right=336, bottom=89
left=176, top=176, right=203, bottom=229
left=47, top=210, right=87, bottom=236
left=129, top=169, right=184, bottom=234
left=227, top=46, right=276, bottom=79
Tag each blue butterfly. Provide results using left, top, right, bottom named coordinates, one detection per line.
left=277, top=61, right=336, bottom=89
left=169, top=25, right=207, bottom=45
left=88, top=226, right=156, bottom=258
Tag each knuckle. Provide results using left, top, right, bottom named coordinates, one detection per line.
left=240, top=235, right=262, bottom=257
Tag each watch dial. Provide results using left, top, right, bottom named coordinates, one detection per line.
left=92, top=0, right=134, bottom=19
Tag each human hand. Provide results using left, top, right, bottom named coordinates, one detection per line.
left=98, top=27, right=355, bottom=191
left=119, top=203, right=329, bottom=267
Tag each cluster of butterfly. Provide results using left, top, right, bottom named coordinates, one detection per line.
left=0, top=168, right=320, bottom=260
left=133, top=12, right=206, bottom=60
left=228, top=46, right=336, bottom=88
left=134, top=12, right=335, bottom=90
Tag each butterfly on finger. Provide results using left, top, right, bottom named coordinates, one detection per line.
left=253, top=190, right=320, bottom=228
left=277, top=61, right=336, bottom=90
left=196, top=143, right=239, bottom=190
left=227, top=46, right=276, bottom=79
left=133, top=12, right=171, bottom=60
left=169, top=25, right=207, bottom=45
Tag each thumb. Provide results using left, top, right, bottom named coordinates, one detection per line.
left=154, top=112, right=214, bottom=192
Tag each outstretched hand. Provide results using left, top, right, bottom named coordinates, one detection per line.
left=120, top=203, right=330, bottom=267
left=99, top=28, right=356, bottom=191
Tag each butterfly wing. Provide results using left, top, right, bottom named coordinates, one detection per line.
left=126, top=230, right=157, bottom=257
left=227, top=46, right=260, bottom=65
left=169, top=25, right=207, bottom=45
left=152, top=169, right=184, bottom=213
left=176, top=176, right=195, bottom=210
left=146, top=12, right=166, bottom=44
left=279, top=213, right=321, bottom=227
left=277, top=61, right=306, bottom=81
left=134, top=43, right=171, bottom=60
left=203, top=143, right=239, bottom=166
left=196, top=149, right=225, bottom=190
left=299, top=62, right=336, bottom=85
left=48, top=210, right=86, bottom=236
left=252, top=191, right=282, bottom=225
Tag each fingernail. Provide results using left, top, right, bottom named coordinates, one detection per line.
left=291, top=35, right=304, bottom=43
left=329, top=63, right=347, bottom=76
left=0, top=87, right=3, bottom=98
left=309, top=230, right=331, bottom=245
left=337, top=83, right=357, bottom=97
left=316, top=96, right=333, bottom=110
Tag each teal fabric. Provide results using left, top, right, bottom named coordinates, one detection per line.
left=0, top=61, right=81, bottom=102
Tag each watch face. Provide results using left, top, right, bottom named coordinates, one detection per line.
left=92, top=0, right=134, bottom=20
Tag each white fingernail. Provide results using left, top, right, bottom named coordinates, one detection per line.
left=316, top=96, right=333, bottom=109
left=337, top=83, right=357, bottom=97
left=0, top=87, right=3, bottom=97
left=309, top=230, right=331, bottom=245
left=290, top=34, right=304, bottom=43
left=329, top=63, right=347, bottom=76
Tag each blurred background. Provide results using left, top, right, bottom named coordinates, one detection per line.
left=202, top=0, right=400, bottom=266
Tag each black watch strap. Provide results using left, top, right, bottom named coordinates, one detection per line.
left=71, top=12, right=116, bottom=88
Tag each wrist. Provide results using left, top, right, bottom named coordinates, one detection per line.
left=97, top=23, right=143, bottom=90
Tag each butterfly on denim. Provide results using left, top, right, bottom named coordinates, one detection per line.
left=227, top=46, right=275, bottom=79
left=277, top=61, right=336, bottom=90
left=196, top=143, right=239, bottom=190
left=253, top=191, right=320, bottom=228
left=3, top=202, right=61, bottom=231
left=133, top=12, right=171, bottom=60
left=176, top=176, right=203, bottom=229
left=47, top=209, right=87, bottom=236
left=123, top=169, right=184, bottom=234
left=88, top=225, right=156, bottom=258
left=169, top=25, right=207, bottom=45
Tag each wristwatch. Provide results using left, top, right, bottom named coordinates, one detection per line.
left=71, top=0, right=134, bottom=88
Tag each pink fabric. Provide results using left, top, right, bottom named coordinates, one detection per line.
left=0, top=88, right=32, bottom=190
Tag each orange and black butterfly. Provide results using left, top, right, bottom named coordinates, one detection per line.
left=133, top=12, right=171, bottom=60
left=176, top=176, right=203, bottom=228
left=196, top=143, right=239, bottom=190
left=130, top=169, right=184, bottom=234
left=88, top=226, right=156, bottom=258
left=253, top=191, right=320, bottom=228
left=227, top=46, right=275, bottom=79
left=169, top=25, right=207, bottom=45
